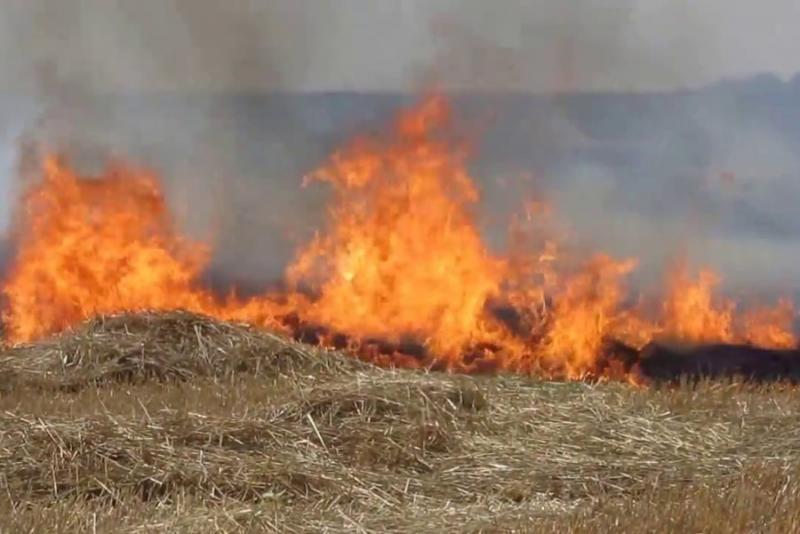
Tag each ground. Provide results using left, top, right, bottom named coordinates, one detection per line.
left=0, top=312, right=798, bottom=533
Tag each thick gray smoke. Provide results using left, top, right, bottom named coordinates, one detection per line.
left=0, top=0, right=798, bottom=298
left=0, top=0, right=337, bottom=284
left=423, top=1, right=800, bottom=297
left=3, top=1, right=797, bottom=93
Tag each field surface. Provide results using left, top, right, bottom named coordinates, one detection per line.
left=0, top=312, right=798, bottom=533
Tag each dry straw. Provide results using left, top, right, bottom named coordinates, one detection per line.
left=0, top=311, right=798, bottom=532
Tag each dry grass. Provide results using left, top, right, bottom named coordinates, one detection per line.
left=0, top=311, right=799, bottom=533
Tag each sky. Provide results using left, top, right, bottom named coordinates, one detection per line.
left=0, top=0, right=799, bottom=94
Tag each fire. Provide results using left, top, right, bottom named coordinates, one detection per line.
left=661, top=265, right=735, bottom=344
left=2, top=155, right=218, bottom=342
left=1, top=154, right=283, bottom=343
left=1, top=95, right=796, bottom=381
left=741, top=299, right=797, bottom=349
left=658, top=262, right=796, bottom=349
left=286, top=96, right=507, bottom=360
left=540, top=255, right=638, bottom=377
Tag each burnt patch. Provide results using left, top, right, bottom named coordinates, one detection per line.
left=636, top=342, right=800, bottom=384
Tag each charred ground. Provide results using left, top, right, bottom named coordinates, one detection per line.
left=0, top=311, right=799, bottom=533
left=280, top=303, right=800, bottom=383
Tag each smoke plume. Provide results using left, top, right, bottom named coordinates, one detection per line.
left=0, top=0, right=798, bottom=300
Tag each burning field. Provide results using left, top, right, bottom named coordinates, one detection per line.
left=1, top=95, right=797, bottom=383
left=1, top=95, right=800, bottom=532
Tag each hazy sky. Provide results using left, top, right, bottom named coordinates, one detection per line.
left=1, top=1, right=800, bottom=294
left=0, top=0, right=799, bottom=94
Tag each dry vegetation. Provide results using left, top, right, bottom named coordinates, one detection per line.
left=0, top=311, right=798, bottom=533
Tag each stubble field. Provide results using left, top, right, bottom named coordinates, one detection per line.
left=0, top=311, right=798, bottom=533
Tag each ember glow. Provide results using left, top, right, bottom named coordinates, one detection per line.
left=2, top=95, right=796, bottom=381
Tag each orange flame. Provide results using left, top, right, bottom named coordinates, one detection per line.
left=1, top=95, right=796, bottom=381
left=1, top=155, right=283, bottom=343
left=286, top=96, right=506, bottom=360
left=661, top=265, right=735, bottom=344
left=541, top=255, right=638, bottom=377
left=2, top=155, right=218, bottom=342
left=658, top=262, right=796, bottom=349
left=741, top=299, right=797, bottom=349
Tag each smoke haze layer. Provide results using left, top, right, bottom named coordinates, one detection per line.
left=2, top=1, right=800, bottom=93
left=0, top=1, right=798, bottom=301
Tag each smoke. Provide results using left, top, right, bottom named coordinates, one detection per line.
left=538, top=82, right=800, bottom=297
left=0, top=0, right=341, bottom=286
left=423, top=2, right=800, bottom=297
left=3, top=1, right=794, bottom=93
left=0, top=0, right=798, bottom=299
left=0, top=1, right=325, bottom=94
left=428, top=1, right=708, bottom=93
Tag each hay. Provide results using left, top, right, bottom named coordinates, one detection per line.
left=0, top=310, right=367, bottom=391
left=1, top=311, right=800, bottom=532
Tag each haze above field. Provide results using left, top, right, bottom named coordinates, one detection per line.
left=1, top=0, right=799, bottom=93
left=2, top=81, right=800, bottom=297
left=0, top=1, right=798, bottom=301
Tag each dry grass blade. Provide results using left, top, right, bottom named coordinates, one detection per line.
left=0, top=311, right=798, bottom=533
left=0, top=310, right=366, bottom=391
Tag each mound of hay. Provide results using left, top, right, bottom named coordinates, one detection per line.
left=1, top=311, right=800, bottom=532
left=0, top=310, right=367, bottom=391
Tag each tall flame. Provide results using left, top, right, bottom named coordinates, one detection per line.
left=1, top=95, right=796, bottom=381
left=286, top=96, right=506, bottom=359
left=2, top=156, right=217, bottom=342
